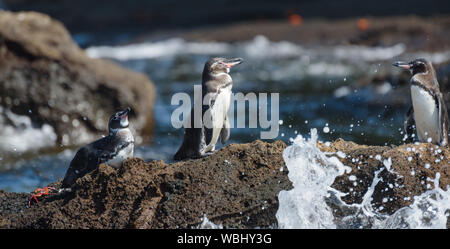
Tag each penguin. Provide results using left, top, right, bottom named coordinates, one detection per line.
left=393, top=58, right=449, bottom=146
left=61, top=107, right=134, bottom=188
left=173, top=57, right=243, bottom=160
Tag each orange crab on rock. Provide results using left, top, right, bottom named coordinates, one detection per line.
left=28, top=186, right=57, bottom=208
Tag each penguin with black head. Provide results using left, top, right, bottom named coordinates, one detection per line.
left=393, top=58, right=449, bottom=146
left=174, top=57, right=243, bottom=160
left=61, top=107, right=134, bottom=188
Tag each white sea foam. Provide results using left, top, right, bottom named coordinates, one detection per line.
left=380, top=173, right=449, bottom=229
left=0, top=107, right=57, bottom=152
left=306, top=62, right=351, bottom=77
left=199, top=214, right=223, bottom=229
left=86, top=35, right=304, bottom=61
left=333, top=43, right=406, bottom=62
left=334, top=86, right=352, bottom=98
left=276, top=129, right=351, bottom=228
left=241, top=35, right=303, bottom=59
left=276, top=129, right=449, bottom=229
left=410, top=51, right=450, bottom=65
left=86, top=38, right=231, bottom=60
left=87, top=36, right=434, bottom=66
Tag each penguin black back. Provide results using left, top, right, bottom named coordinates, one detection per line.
left=61, top=107, right=134, bottom=188
left=173, top=57, right=243, bottom=160
left=394, top=58, right=449, bottom=146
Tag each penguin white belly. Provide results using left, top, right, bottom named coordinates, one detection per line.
left=107, top=143, right=134, bottom=169
left=203, top=85, right=232, bottom=153
left=411, top=85, right=440, bottom=143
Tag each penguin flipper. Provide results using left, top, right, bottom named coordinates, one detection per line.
left=437, top=94, right=449, bottom=146
left=220, top=116, right=230, bottom=144
left=202, top=93, right=217, bottom=148
left=203, top=105, right=226, bottom=153
left=62, top=136, right=124, bottom=188
left=404, top=106, right=415, bottom=143
left=203, top=88, right=231, bottom=152
left=204, top=126, right=213, bottom=146
left=95, top=139, right=133, bottom=165
left=61, top=146, right=91, bottom=188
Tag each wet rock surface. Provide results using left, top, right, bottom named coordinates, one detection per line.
left=0, top=140, right=290, bottom=228
left=0, top=11, right=156, bottom=151
left=320, top=140, right=449, bottom=216
left=0, top=139, right=448, bottom=228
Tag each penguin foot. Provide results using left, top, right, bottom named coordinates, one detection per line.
left=201, top=151, right=216, bottom=157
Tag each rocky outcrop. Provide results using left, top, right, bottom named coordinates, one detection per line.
left=0, top=11, right=155, bottom=152
left=320, top=140, right=449, bottom=215
left=0, top=140, right=290, bottom=228
left=0, top=139, right=448, bottom=228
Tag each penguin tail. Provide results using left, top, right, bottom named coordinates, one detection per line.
left=173, top=128, right=203, bottom=161
left=173, top=144, right=200, bottom=161
left=173, top=146, right=187, bottom=161
left=61, top=147, right=89, bottom=188
left=174, top=138, right=205, bottom=160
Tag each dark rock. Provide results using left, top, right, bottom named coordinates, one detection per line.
left=0, top=11, right=156, bottom=152
left=0, top=139, right=448, bottom=228
left=0, top=140, right=290, bottom=228
left=321, top=139, right=449, bottom=215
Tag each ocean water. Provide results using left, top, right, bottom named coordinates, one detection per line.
left=0, top=35, right=449, bottom=225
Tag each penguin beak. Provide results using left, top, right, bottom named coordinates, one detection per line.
left=224, top=58, right=244, bottom=68
left=393, top=61, right=412, bottom=70
left=119, top=107, right=131, bottom=119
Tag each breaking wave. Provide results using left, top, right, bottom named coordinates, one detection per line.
left=0, top=107, right=57, bottom=153
left=86, top=35, right=448, bottom=64
left=86, top=38, right=231, bottom=60
left=276, top=129, right=449, bottom=229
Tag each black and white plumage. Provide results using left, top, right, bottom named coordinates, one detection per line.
left=394, top=58, right=449, bottom=146
left=61, top=107, right=134, bottom=188
left=173, top=57, right=243, bottom=160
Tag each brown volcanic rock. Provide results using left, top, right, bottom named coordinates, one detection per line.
left=320, top=139, right=449, bottom=215
left=168, top=16, right=450, bottom=52
left=0, top=11, right=155, bottom=149
left=0, top=139, right=448, bottom=228
left=0, top=140, right=290, bottom=228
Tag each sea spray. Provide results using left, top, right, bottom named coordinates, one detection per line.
left=276, top=128, right=351, bottom=228
left=276, top=129, right=450, bottom=229
left=379, top=173, right=449, bottom=229
left=199, top=214, right=223, bottom=229
left=0, top=107, right=57, bottom=152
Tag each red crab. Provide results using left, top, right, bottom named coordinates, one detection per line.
left=28, top=186, right=57, bottom=208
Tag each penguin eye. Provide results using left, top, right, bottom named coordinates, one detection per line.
left=415, top=61, right=425, bottom=67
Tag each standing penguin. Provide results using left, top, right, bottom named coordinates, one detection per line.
left=393, top=58, right=449, bottom=146
left=61, top=107, right=134, bottom=188
left=174, top=57, right=243, bottom=160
